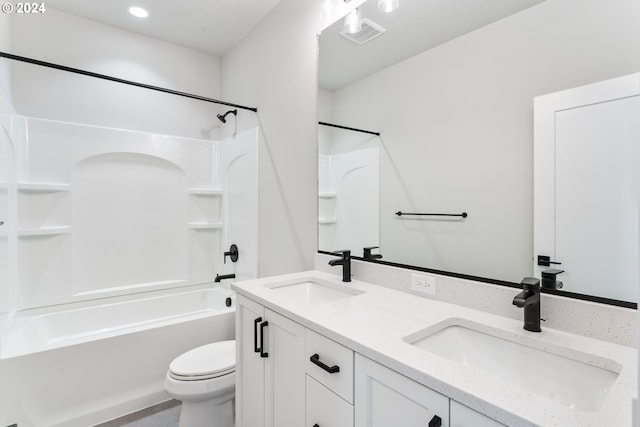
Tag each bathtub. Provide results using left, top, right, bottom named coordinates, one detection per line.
left=0, top=285, right=235, bottom=427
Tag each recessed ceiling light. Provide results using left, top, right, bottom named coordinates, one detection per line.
left=378, top=0, right=399, bottom=13
left=129, top=6, right=148, bottom=18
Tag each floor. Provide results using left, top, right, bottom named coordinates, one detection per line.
left=95, top=400, right=180, bottom=427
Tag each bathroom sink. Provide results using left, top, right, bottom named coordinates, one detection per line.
left=266, top=279, right=363, bottom=304
left=403, top=319, right=621, bottom=412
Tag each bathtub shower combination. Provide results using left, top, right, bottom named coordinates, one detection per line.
left=0, top=114, right=258, bottom=426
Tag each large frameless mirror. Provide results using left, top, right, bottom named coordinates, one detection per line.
left=317, top=0, right=640, bottom=306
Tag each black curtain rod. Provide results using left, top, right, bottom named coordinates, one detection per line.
left=318, top=121, right=380, bottom=136
left=0, top=51, right=258, bottom=113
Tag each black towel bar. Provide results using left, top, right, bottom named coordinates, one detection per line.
left=395, top=211, right=468, bottom=218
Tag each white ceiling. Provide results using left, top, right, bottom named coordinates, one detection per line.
left=319, top=0, right=545, bottom=91
left=45, top=0, right=281, bottom=56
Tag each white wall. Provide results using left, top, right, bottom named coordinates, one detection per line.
left=221, top=0, right=321, bottom=276
left=0, top=13, right=12, bottom=114
left=328, top=0, right=640, bottom=283
left=8, top=8, right=222, bottom=138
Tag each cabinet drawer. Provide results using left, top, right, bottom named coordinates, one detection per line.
left=306, top=329, right=354, bottom=404
left=451, top=401, right=504, bottom=427
left=306, top=375, right=354, bottom=427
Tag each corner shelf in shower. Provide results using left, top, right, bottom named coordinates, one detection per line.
left=17, top=183, right=71, bottom=193
left=18, top=225, right=72, bottom=237
left=318, top=192, right=337, bottom=198
left=187, top=222, right=223, bottom=230
left=318, top=217, right=337, bottom=224
left=187, top=188, right=223, bottom=196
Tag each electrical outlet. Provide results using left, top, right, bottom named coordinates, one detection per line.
left=411, top=273, right=437, bottom=295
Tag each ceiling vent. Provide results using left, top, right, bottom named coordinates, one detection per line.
left=340, top=18, right=386, bottom=45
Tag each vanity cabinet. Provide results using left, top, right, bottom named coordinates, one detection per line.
left=355, top=354, right=449, bottom=427
left=237, top=294, right=502, bottom=427
left=236, top=295, right=306, bottom=427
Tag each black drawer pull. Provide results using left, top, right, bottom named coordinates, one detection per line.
left=253, top=317, right=262, bottom=353
left=260, top=321, right=269, bottom=358
left=310, top=353, right=340, bottom=374
left=313, top=424, right=319, bottom=427
left=429, top=415, right=442, bottom=427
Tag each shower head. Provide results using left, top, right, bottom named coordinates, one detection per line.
left=217, top=109, right=238, bottom=124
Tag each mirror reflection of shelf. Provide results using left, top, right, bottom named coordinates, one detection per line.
left=17, top=183, right=71, bottom=193
left=318, top=191, right=337, bottom=198
left=318, top=217, right=337, bottom=224
left=18, top=225, right=72, bottom=237
left=187, top=188, right=223, bottom=196
left=187, top=222, right=223, bottom=230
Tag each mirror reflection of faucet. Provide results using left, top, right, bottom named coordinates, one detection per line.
left=541, top=268, right=564, bottom=290
left=363, top=246, right=383, bottom=261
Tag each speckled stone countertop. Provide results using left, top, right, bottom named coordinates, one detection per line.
left=232, top=270, right=637, bottom=427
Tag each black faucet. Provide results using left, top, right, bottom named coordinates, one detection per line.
left=328, top=250, right=351, bottom=282
left=363, top=246, right=383, bottom=261
left=215, top=273, right=236, bottom=283
left=541, top=268, right=564, bottom=290
left=512, top=277, right=541, bottom=332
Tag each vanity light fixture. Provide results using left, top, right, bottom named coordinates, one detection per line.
left=378, top=0, right=399, bottom=13
left=128, top=6, right=148, bottom=18
left=343, top=7, right=363, bottom=34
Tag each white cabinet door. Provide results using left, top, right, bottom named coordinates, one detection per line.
left=236, top=295, right=266, bottom=427
left=306, top=375, right=354, bottom=427
left=355, top=354, right=449, bottom=427
left=237, top=300, right=306, bottom=427
left=450, top=401, right=504, bottom=427
left=263, top=307, right=306, bottom=427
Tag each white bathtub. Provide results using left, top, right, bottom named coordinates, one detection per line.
left=0, top=286, right=235, bottom=427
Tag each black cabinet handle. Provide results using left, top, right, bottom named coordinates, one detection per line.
left=313, top=424, right=319, bottom=427
left=310, top=353, right=340, bottom=374
left=428, top=415, right=442, bottom=427
left=253, top=317, right=262, bottom=353
left=260, top=321, right=269, bottom=358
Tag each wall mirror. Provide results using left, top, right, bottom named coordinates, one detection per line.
left=317, top=0, right=640, bottom=306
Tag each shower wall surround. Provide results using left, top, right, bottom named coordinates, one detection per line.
left=1, top=114, right=258, bottom=311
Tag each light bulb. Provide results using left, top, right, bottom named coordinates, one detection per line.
left=343, top=8, right=363, bottom=34
left=378, top=0, right=399, bottom=13
left=128, top=6, right=148, bottom=18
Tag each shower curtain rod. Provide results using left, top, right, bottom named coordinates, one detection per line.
left=318, top=121, right=380, bottom=136
left=0, top=51, right=258, bottom=113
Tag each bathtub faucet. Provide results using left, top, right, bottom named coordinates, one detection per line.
left=215, top=273, right=236, bottom=283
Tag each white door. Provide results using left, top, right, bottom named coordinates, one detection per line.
left=355, top=354, right=449, bottom=427
left=534, top=73, right=640, bottom=302
left=263, top=308, right=306, bottom=427
left=236, top=295, right=266, bottom=427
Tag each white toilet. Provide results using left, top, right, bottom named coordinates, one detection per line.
left=165, top=340, right=236, bottom=427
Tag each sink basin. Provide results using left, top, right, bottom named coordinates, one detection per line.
left=404, top=319, right=621, bottom=412
left=266, top=278, right=363, bottom=304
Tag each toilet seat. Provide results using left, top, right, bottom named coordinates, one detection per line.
left=169, top=340, right=235, bottom=381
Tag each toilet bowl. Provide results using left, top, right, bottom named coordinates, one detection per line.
left=165, top=340, right=236, bottom=427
